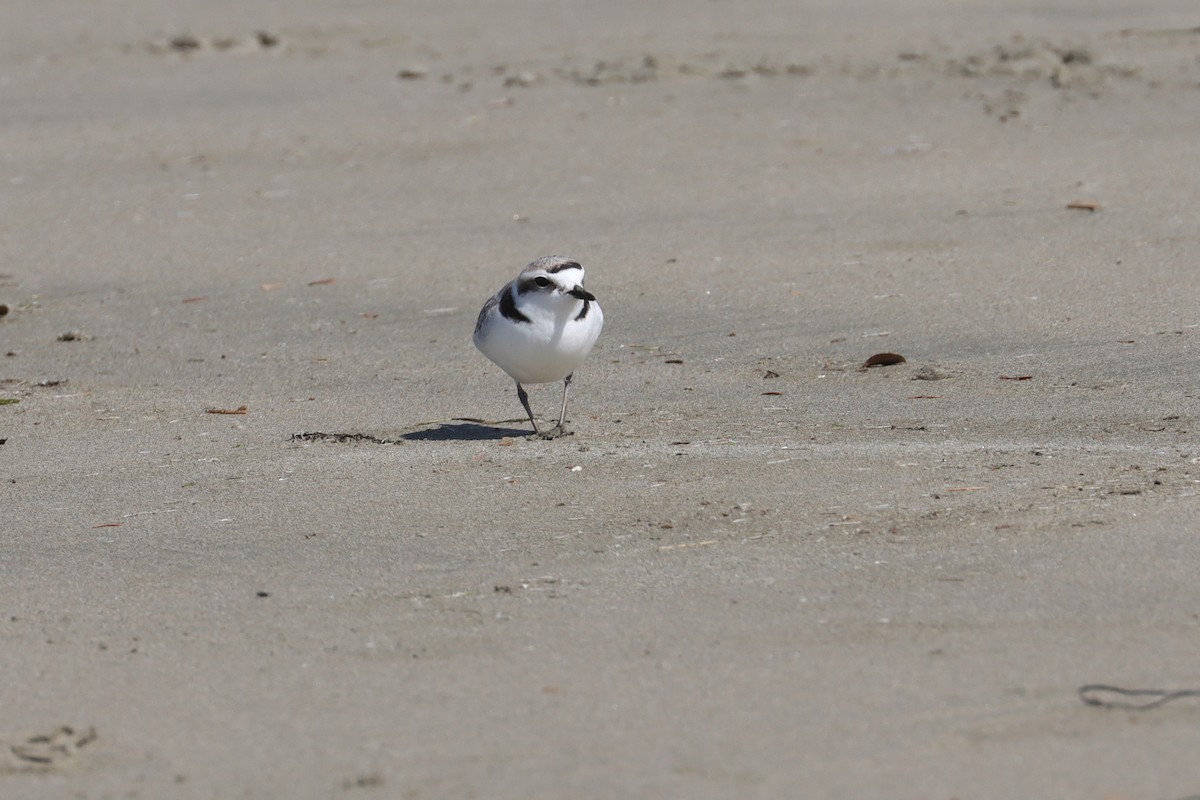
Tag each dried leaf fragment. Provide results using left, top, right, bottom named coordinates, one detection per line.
left=205, top=405, right=248, bottom=415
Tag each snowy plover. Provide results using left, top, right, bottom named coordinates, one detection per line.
left=473, top=256, right=604, bottom=438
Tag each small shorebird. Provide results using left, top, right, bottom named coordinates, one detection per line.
left=473, top=256, right=604, bottom=438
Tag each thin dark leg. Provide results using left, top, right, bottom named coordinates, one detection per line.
left=556, top=373, right=574, bottom=428
left=516, top=382, right=539, bottom=433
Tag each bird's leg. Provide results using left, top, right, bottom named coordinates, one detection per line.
left=516, top=382, right=539, bottom=434
left=556, top=373, right=574, bottom=429
left=527, top=373, right=575, bottom=440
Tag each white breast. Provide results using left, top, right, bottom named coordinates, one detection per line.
left=475, top=295, right=604, bottom=385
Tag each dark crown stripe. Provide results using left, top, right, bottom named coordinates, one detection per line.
left=547, top=261, right=582, bottom=274
left=499, top=285, right=532, bottom=324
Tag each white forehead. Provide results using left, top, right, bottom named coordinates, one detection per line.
left=518, top=256, right=585, bottom=282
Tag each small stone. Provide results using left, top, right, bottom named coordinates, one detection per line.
left=397, top=66, right=428, bottom=80
left=503, top=71, right=540, bottom=88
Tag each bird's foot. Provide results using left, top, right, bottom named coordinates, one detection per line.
left=529, top=424, right=572, bottom=441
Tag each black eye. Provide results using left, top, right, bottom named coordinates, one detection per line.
left=534, top=276, right=551, bottom=288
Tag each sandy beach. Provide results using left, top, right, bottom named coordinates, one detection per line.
left=4, top=1, right=1200, bottom=797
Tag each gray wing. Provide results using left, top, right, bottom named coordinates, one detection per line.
left=473, top=288, right=503, bottom=337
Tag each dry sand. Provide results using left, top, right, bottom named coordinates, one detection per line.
left=4, top=1, right=1200, bottom=797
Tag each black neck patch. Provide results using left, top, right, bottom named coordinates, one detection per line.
left=499, top=285, right=532, bottom=324
left=574, top=300, right=591, bottom=321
